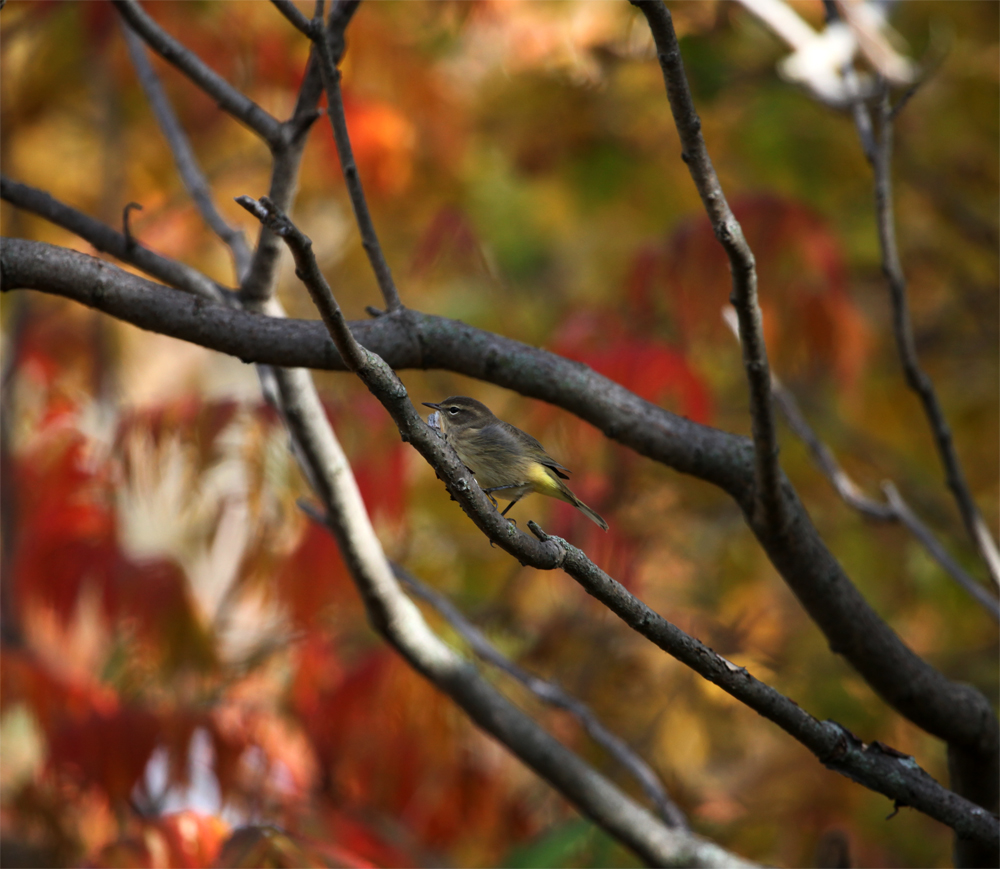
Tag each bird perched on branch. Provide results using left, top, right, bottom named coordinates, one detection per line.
left=423, top=396, right=608, bottom=531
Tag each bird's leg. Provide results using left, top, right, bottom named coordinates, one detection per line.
left=480, top=485, right=525, bottom=535
left=499, top=495, right=524, bottom=530
left=499, top=499, right=520, bottom=518
left=482, top=484, right=523, bottom=517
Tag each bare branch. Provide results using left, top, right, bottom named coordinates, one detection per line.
left=306, top=1, right=404, bottom=312
left=1, top=176, right=229, bottom=302
left=871, top=88, right=1000, bottom=590
left=239, top=1, right=357, bottom=305
left=112, top=0, right=283, bottom=147
left=722, top=307, right=998, bottom=620
left=628, top=5, right=999, bottom=827
left=227, top=201, right=999, bottom=848
left=5, top=237, right=997, bottom=789
left=778, top=381, right=999, bottom=621
left=121, top=22, right=252, bottom=280
left=235, top=195, right=368, bottom=371
left=257, top=301, right=742, bottom=869
left=391, top=559, right=687, bottom=829
left=270, top=0, right=313, bottom=34
left=630, top=0, right=781, bottom=531
left=879, top=483, right=999, bottom=619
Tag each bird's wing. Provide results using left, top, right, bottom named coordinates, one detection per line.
left=495, top=421, right=572, bottom=479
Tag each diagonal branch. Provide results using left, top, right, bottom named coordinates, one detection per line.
left=6, top=237, right=997, bottom=762
left=231, top=200, right=743, bottom=869
left=227, top=198, right=999, bottom=849
left=390, top=558, right=687, bottom=829
left=120, top=23, right=253, bottom=281
left=881, top=482, right=1000, bottom=620
left=870, top=87, right=1000, bottom=591
left=112, top=0, right=284, bottom=147
left=631, top=0, right=781, bottom=530
left=775, top=377, right=999, bottom=621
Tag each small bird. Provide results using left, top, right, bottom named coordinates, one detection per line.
left=423, top=396, right=608, bottom=531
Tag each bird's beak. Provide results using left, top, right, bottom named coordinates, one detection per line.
left=422, top=402, right=440, bottom=410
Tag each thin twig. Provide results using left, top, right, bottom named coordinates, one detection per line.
left=775, top=379, right=998, bottom=621
left=1, top=176, right=229, bottom=302
left=122, top=201, right=143, bottom=249
left=391, top=559, right=687, bottom=828
left=631, top=0, right=781, bottom=530
left=112, top=0, right=283, bottom=147
left=228, top=198, right=999, bottom=849
left=872, top=86, right=1000, bottom=590
left=770, top=379, right=890, bottom=519
left=305, top=1, right=404, bottom=312
left=239, top=0, right=357, bottom=305
left=121, top=22, right=252, bottom=281
left=881, top=483, right=1000, bottom=619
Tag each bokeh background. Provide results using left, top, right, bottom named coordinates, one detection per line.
left=1, top=2, right=997, bottom=866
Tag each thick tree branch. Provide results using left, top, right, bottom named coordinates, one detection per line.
left=120, top=23, right=252, bottom=280
left=225, top=202, right=1000, bottom=848
left=112, top=0, right=284, bottom=147
left=4, top=238, right=998, bottom=845
left=241, top=235, right=742, bottom=869
left=3, top=237, right=996, bottom=764
left=631, top=0, right=781, bottom=530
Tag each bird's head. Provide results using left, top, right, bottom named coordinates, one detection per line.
left=423, top=396, right=496, bottom=435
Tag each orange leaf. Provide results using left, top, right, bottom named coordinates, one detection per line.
left=325, top=95, right=417, bottom=197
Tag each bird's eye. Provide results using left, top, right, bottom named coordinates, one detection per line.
left=448, top=407, right=460, bottom=415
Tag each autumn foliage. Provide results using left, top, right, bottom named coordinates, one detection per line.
left=1, top=2, right=997, bottom=867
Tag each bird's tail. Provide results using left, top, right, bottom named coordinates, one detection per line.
left=535, top=467, right=609, bottom=531
left=558, top=482, right=608, bottom=531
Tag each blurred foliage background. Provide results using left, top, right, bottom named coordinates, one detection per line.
left=1, top=1, right=997, bottom=866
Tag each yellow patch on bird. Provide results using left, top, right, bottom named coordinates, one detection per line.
left=526, top=463, right=568, bottom=498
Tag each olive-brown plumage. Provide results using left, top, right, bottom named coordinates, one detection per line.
left=423, top=396, right=608, bottom=531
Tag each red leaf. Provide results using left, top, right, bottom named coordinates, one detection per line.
left=1, top=650, right=118, bottom=734
left=157, top=811, right=229, bottom=868
left=48, top=707, right=161, bottom=802
left=665, top=194, right=871, bottom=388
left=551, top=311, right=713, bottom=423
left=277, top=524, right=354, bottom=630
